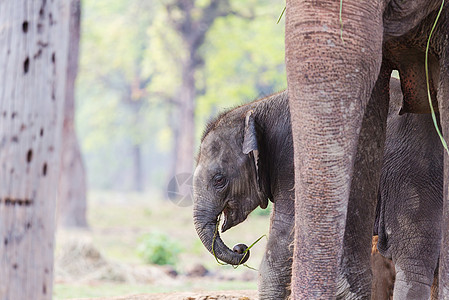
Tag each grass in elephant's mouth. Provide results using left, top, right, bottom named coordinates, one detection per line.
left=212, top=214, right=227, bottom=266
left=212, top=214, right=266, bottom=270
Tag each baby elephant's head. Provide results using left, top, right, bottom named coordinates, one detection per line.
left=193, top=109, right=269, bottom=265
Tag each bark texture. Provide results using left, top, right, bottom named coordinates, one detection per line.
left=0, top=1, right=70, bottom=299
left=58, top=0, right=88, bottom=228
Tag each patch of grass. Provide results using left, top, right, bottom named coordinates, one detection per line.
left=137, top=231, right=182, bottom=266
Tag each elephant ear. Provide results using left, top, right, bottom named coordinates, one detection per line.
left=242, top=110, right=260, bottom=181
left=242, top=110, right=270, bottom=209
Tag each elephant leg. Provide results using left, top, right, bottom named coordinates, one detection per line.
left=337, top=63, right=391, bottom=299
left=438, top=13, right=449, bottom=297
left=393, top=270, right=431, bottom=299
left=392, top=244, right=440, bottom=300
left=285, top=1, right=385, bottom=297
left=392, top=236, right=439, bottom=299
left=258, top=199, right=294, bottom=300
left=388, top=186, right=441, bottom=299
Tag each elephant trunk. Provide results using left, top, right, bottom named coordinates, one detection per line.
left=193, top=206, right=249, bottom=265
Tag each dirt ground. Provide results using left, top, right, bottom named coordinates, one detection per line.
left=71, top=290, right=258, bottom=300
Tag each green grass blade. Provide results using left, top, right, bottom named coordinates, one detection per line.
left=212, top=214, right=228, bottom=266
left=211, top=213, right=266, bottom=270
left=277, top=7, right=286, bottom=24
left=425, top=0, right=448, bottom=155
left=233, top=234, right=267, bottom=269
left=339, top=0, right=344, bottom=43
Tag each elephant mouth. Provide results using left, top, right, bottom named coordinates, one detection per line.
left=221, top=202, right=248, bottom=233
left=193, top=203, right=250, bottom=265
left=221, top=206, right=232, bottom=233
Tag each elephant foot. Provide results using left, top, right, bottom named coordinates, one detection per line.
left=393, top=272, right=432, bottom=300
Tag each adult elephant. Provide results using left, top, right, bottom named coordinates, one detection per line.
left=285, top=1, right=449, bottom=299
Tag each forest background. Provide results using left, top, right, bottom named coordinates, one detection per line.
left=79, top=0, right=286, bottom=193
left=53, top=0, right=287, bottom=298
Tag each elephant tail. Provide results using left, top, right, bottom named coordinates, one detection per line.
left=374, top=188, right=391, bottom=258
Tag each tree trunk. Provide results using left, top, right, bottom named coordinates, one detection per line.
left=58, top=0, right=88, bottom=228
left=173, top=65, right=196, bottom=175
left=58, top=127, right=87, bottom=228
left=132, top=143, right=144, bottom=192
left=167, top=105, right=179, bottom=186
left=165, top=0, right=237, bottom=178
left=0, top=1, right=70, bottom=299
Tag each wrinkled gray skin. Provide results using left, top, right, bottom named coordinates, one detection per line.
left=284, top=2, right=449, bottom=298
left=375, top=79, right=443, bottom=299
left=194, top=77, right=440, bottom=299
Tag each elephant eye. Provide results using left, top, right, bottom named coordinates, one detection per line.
left=212, top=174, right=227, bottom=189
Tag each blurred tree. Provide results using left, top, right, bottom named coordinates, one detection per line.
left=79, top=0, right=160, bottom=192
left=100, top=3, right=154, bottom=192
left=196, top=4, right=285, bottom=135
left=0, top=1, right=70, bottom=299
left=58, top=0, right=88, bottom=228
left=162, top=0, right=255, bottom=176
left=77, top=0, right=286, bottom=194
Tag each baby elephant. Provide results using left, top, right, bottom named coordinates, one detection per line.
left=193, top=78, right=442, bottom=299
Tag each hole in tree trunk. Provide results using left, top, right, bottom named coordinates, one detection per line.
left=22, top=21, right=28, bottom=33
left=24, top=57, right=29, bottom=73
left=26, top=149, right=33, bottom=163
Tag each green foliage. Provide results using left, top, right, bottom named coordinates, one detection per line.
left=137, top=231, right=182, bottom=266
left=78, top=0, right=174, bottom=190
left=77, top=0, right=287, bottom=192
left=196, top=4, right=286, bottom=140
